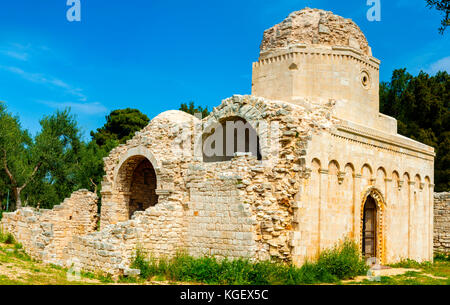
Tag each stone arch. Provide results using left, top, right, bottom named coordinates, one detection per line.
left=377, top=166, right=386, bottom=176
left=360, top=187, right=386, bottom=264
left=201, top=116, right=262, bottom=162
left=403, top=172, right=410, bottom=182
left=196, top=98, right=273, bottom=161
left=401, top=171, right=411, bottom=206
left=344, top=163, right=355, bottom=187
left=115, top=155, right=159, bottom=219
left=112, top=147, right=162, bottom=220
left=392, top=171, right=400, bottom=184
left=343, top=163, right=356, bottom=236
left=345, top=162, right=355, bottom=173
left=328, top=160, right=340, bottom=174
left=327, top=160, right=340, bottom=207
left=376, top=167, right=387, bottom=195
left=414, top=174, right=422, bottom=189
left=361, top=164, right=373, bottom=190
left=311, top=158, right=321, bottom=170
left=361, top=163, right=373, bottom=177
left=114, top=146, right=160, bottom=188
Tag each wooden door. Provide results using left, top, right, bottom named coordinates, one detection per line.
left=363, top=197, right=377, bottom=258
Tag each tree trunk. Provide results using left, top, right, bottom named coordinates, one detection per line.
left=13, top=187, right=22, bottom=209
left=3, top=149, right=41, bottom=211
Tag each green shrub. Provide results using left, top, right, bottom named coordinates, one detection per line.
left=130, top=239, right=368, bottom=285
left=0, top=230, right=16, bottom=245
left=390, top=259, right=432, bottom=269
left=129, top=247, right=159, bottom=279
left=98, top=274, right=114, bottom=284
left=434, top=252, right=450, bottom=262
left=4, top=233, right=15, bottom=245
left=316, top=238, right=368, bottom=280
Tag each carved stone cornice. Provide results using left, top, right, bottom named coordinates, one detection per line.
left=332, top=123, right=435, bottom=161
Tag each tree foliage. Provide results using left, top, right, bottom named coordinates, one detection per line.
left=179, top=101, right=210, bottom=118
left=426, top=0, right=450, bottom=34
left=380, top=69, right=450, bottom=191
left=90, top=108, right=150, bottom=147
left=0, top=104, right=82, bottom=209
left=0, top=105, right=151, bottom=210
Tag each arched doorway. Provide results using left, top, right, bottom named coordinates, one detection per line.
left=362, top=196, right=377, bottom=259
left=116, top=155, right=159, bottom=219
left=128, top=158, right=158, bottom=218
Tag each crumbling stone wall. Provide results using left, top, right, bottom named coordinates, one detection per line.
left=0, top=190, right=98, bottom=265
left=185, top=95, right=337, bottom=262
left=50, top=95, right=337, bottom=275
left=185, top=160, right=257, bottom=260
left=63, top=200, right=184, bottom=275
left=434, top=192, right=450, bottom=253
left=100, top=110, right=199, bottom=227
left=260, top=8, right=371, bottom=56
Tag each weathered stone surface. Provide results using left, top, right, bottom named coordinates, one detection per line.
left=1, top=190, right=98, bottom=265
left=260, top=8, right=370, bottom=55
left=434, top=192, right=450, bottom=254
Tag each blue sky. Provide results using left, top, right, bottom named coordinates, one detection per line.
left=0, top=0, right=448, bottom=139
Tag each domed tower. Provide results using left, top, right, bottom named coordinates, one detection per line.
left=252, top=8, right=395, bottom=133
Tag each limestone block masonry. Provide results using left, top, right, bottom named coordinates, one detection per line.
left=1, top=190, right=98, bottom=265
left=0, top=8, right=437, bottom=276
left=434, top=193, right=450, bottom=254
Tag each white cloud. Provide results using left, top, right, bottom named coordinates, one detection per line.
left=0, top=43, right=52, bottom=61
left=0, top=43, right=31, bottom=61
left=2, top=50, right=29, bottom=61
left=426, top=56, right=450, bottom=75
left=0, top=65, right=87, bottom=101
left=39, top=100, right=108, bottom=115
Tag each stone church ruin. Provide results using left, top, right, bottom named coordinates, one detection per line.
left=1, top=8, right=437, bottom=275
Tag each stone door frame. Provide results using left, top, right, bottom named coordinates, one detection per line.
left=101, top=146, right=165, bottom=226
left=360, top=187, right=386, bottom=264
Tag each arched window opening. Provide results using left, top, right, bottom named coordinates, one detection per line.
left=202, top=116, right=262, bottom=162
left=116, top=155, right=159, bottom=219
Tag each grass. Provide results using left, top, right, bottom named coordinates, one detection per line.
left=130, top=239, right=369, bottom=285
left=349, top=264, right=450, bottom=285
left=0, top=230, right=107, bottom=285
left=344, top=253, right=450, bottom=285
left=0, top=229, right=448, bottom=285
